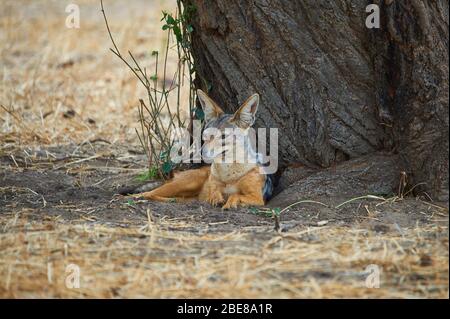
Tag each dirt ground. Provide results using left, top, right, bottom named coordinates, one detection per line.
left=0, top=143, right=448, bottom=298
left=0, top=0, right=448, bottom=298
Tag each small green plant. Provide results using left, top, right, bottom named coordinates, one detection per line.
left=101, top=0, right=197, bottom=180
left=135, top=166, right=159, bottom=182
left=249, top=207, right=281, bottom=218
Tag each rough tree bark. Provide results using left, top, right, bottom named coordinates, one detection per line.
left=373, top=0, right=449, bottom=201
left=184, top=0, right=448, bottom=201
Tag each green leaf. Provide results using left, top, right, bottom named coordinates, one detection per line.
left=272, top=207, right=281, bottom=216
left=173, top=25, right=182, bottom=43
left=166, top=14, right=176, bottom=25
left=161, top=11, right=168, bottom=21
left=162, top=161, right=173, bottom=174
left=135, top=167, right=158, bottom=182
left=194, top=107, right=204, bottom=121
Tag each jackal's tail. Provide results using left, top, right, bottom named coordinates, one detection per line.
left=116, top=181, right=163, bottom=196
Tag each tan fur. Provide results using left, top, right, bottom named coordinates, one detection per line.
left=139, top=165, right=265, bottom=209
left=139, top=166, right=210, bottom=203
left=211, top=162, right=257, bottom=184
left=138, top=90, right=266, bottom=209
left=199, top=167, right=265, bottom=209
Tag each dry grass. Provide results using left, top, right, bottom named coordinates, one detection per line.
left=0, top=211, right=447, bottom=298
left=0, top=0, right=188, bottom=149
left=0, top=0, right=448, bottom=299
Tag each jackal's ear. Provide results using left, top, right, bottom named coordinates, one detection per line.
left=197, top=90, right=224, bottom=123
left=231, top=93, right=259, bottom=128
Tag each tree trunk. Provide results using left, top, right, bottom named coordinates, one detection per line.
left=185, top=0, right=449, bottom=201
left=373, top=0, right=449, bottom=201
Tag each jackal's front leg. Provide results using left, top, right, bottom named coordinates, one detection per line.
left=222, top=167, right=265, bottom=209
left=222, top=193, right=264, bottom=209
left=199, top=176, right=225, bottom=207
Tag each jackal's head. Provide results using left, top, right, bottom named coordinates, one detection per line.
left=197, top=89, right=260, bottom=163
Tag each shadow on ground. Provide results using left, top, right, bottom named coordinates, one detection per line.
left=1, top=143, right=447, bottom=232
left=0, top=143, right=448, bottom=298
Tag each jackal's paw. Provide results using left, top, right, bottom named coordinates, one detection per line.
left=222, top=195, right=241, bottom=210
left=207, top=191, right=225, bottom=207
